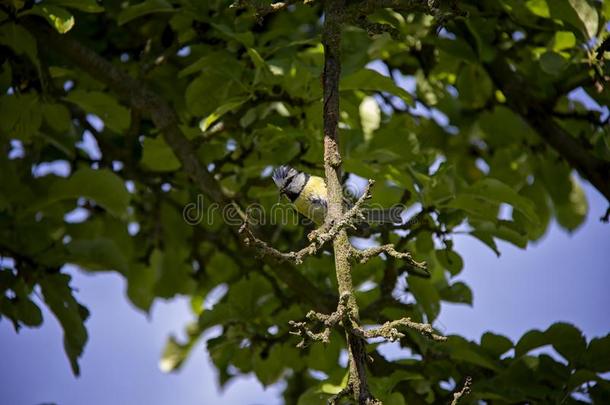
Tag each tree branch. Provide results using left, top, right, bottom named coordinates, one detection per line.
left=450, top=377, right=472, bottom=405
left=321, top=1, right=376, bottom=403
left=351, top=244, right=427, bottom=273
left=352, top=317, right=447, bottom=342
left=239, top=221, right=317, bottom=265
left=231, top=0, right=314, bottom=20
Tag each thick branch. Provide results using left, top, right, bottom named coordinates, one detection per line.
left=321, top=1, right=374, bottom=403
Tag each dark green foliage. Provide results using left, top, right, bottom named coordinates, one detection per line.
left=0, top=0, right=608, bottom=402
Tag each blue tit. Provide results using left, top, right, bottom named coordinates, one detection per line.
left=272, top=166, right=328, bottom=225
left=272, top=166, right=404, bottom=227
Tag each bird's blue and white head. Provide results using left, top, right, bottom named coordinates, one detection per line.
left=272, top=165, right=308, bottom=201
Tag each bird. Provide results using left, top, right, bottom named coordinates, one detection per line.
left=272, top=165, right=328, bottom=225
left=272, top=166, right=429, bottom=277
left=271, top=165, right=403, bottom=226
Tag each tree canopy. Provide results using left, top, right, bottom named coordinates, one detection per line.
left=1, top=0, right=609, bottom=403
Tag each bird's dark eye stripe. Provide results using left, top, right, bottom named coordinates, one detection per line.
left=281, top=175, right=296, bottom=192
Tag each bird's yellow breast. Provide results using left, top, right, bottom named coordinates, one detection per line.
left=293, top=175, right=327, bottom=225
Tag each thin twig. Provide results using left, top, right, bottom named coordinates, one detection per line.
left=352, top=317, right=447, bottom=342
left=289, top=294, right=349, bottom=348
left=450, top=377, right=472, bottom=405
left=239, top=221, right=317, bottom=264
left=231, top=0, right=314, bottom=20
left=351, top=244, right=428, bottom=274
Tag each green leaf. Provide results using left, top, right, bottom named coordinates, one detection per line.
left=0, top=23, right=39, bottom=68
left=253, top=344, right=287, bottom=386
left=341, top=69, right=412, bottom=104
left=545, top=322, right=586, bottom=364
left=359, top=96, right=380, bottom=141
left=408, top=276, right=440, bottom=321
left=448, top=178, right=538, bottom=225
left=319, top=373, right=349, bottom=395
left=15, top=297, right=43, bottom=327
left=40, top=273, right=89, bottom=376
left=470, top=230, right=500, bottom=256
left=298, top=387, right=331, bottom=405
left=554, top=176, right=587, bottom=232
left=42, top=102, right=72, bottom=133
left=583, top=335, right=610, bottom=372
left=514, top=180, right=551, bottom=241
left=481, top=332, right=513, bottom=358
left=516, top=323, right=586, bottom=364
left=31, top=5, right=75, bottom=34
left=305, top=331, right=341, bottom=373
left=0, top=62, right=11, bottom=93
left=526, top=0, right=550, bottom=18
left=456, top=63, right=493, bottom=109
left=210, top=23, right=254, bottom=47
left=64, top=90, right=130, bottom=133
left=436, top=249, right=463, bottom=276
left=140, top=136, right=181, bottom=172
left=66, top=238, right=129, bottom=273
left=126, top=263, right=157, bottom=312
left=150, top=248, right=196, bottom=298
left=566, top=0, right=598, bottom=38
left=490, top=220, right=528, bottom=249
left=0, top=94, right=42, bottom=140
left=199, top=97, right=249, bottom=132
left=539, top=51, right=567, bottom=76
left=552, top=31, right=576, bottom=51
left=49, top=168, right=130, bottom=217
left=445, top=336, right=501, bottom=371
left=440, top=282, right=472, bottom=305
left=159, top=332, right=201, bottom=373
left=549, top=0, right=598, bottom=39
left=515, top=329, right=547, bottom=357
left=117, top=0, right=174, bottom=26
left=46, top=0, right=104, bottom=13
left=185, top=73, right=235, bottom=116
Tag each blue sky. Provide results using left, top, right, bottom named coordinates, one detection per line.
left=1, top=182, right=608, bottom=405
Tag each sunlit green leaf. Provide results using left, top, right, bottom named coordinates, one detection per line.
left=31, top=5, right=75, bottom=34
